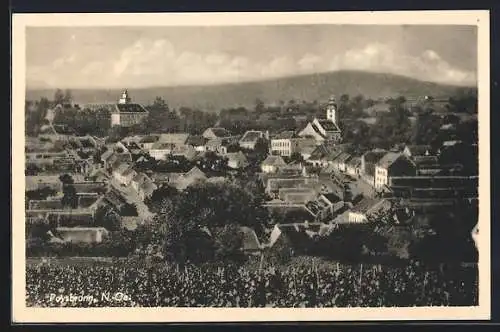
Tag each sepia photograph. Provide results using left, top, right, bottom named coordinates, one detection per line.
left=11, top=11, right=490, bottom=322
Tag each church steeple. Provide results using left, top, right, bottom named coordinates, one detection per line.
left=118, top=89, right=131, bottom=104
left=326, top=95, right=337, bottom=124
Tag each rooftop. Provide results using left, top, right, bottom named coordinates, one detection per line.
left=186, top=135, right=207, bottom=146
left=351, top=197, right=387, bottom=214
left=317, top=119, right=341, bottom=132
left=139, top=135, right=160, bottom=144
left=363, top=149, right=388, bottom=163
left=377, top=152, right=403, bottom=169
left=114, top=103, right=148, bottom=113
left=158, top=133, right=190, bottom=145
left=405, top=145, right=431, bottom=156
left=240, top=226, right=261, bottom=251
left=262, top=155, right=287, bottom=167
left=240, top=131, right=263, bottom=143
left=273, top=130, right=297, bottom=140
left=206, top=127, right=231, bottom=138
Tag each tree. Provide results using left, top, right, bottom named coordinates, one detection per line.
left=53, top=89, right=65, bottom=105
left=94, top=205, right=121, bottom=231
left=61, top=184, right=78, bottom=209
left=213, top=224, right=245, bottom=263
left=255, top=98, right=265, bottom=113
left=120, top=203, right=138, bottom=217
left=63, top=89, right=73, bottom=104
left=340, top=94, right=350, bottom=104
left=145, top=184, right=179, bottom=213
left=59, top=173, right=74, bottom=185
left=289, top=152, right=304, bottom=163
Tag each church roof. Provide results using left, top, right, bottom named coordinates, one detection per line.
left=317, top=119, right=341, bottom=132
left=114, top=103, right=147, bottom=113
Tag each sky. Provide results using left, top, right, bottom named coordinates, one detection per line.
left=25, top=25, right=478, bottom=89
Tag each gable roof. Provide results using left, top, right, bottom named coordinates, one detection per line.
left=157, top=133, right=190, bottom=145
left=226, top=151, right=248, bottom=165
left=377, top=152, right=404, bottom=169
left=205, top=127, right=231, bottom=138
left=139, top=135, right=160, bottom=143
left=362, top=149, right=387, bottom=164
left=405, top=145, right=431, bottom=156
left=183, top=166, right=206, bottom=179
left=262, top=155, right=287, bottom=167
left=273, top=130, right=297, bottom=140
left=240, top=130, right=263, bottom=143
left=309, top=144, right=331, bottom=160
left=316, top=119, right=341, bottom=132
left=347, top=157, right=361, bottom=167
left=132, top=172, right=149, bottom=184
left=186, top=135, right=207, bottom=146
left=113, top=163, right=131, bottom=176
left=240, top=226, right=261, bottom=251
left=100, top=150, right=114, bottom=162
left=334, top=152, right=352, bottom=164
left=351, top=197, right=388, bottom=214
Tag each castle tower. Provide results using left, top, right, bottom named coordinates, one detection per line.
left=326, top=96, right=337, bottom=124
left=118, top=89, right=131, bottom=104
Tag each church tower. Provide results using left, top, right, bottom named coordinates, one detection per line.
left=326, top=96, right=337, bottom=124
left=118, top=89, right=131, bottom=104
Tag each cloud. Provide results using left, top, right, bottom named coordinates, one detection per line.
left=329, top=43, right=476, bottom=85
left=51, top=54, right=76, bottom=70
left=26, top=38, right=476, bottom=89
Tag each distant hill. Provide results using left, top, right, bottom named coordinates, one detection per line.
left=26, top=70, right=475, bottom=112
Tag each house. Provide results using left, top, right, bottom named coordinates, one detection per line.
left=374, top=153, right=417, bottom=191
left=360, top=149, right=387, bottom=184
left=26, top=175, right=63, bottom=193
left=69, top=182, right=108, bottom=197
left=413, top=155, right=442, bottom=175
left=226, top=151, right=249, bottom=169
left=131, top=173, right=157, bottom=200
left=265, top=177, right=319, bottom=197
left=113, top=163, right=137, bottom=186
left=111, top=90, right=149, bottom=127
left=348, top=197, right=391, bottom=223
left=138, top=180, right=157, bottom=201
left=270, top=131, right=301, bottom=157
left=403, top=145, right=432, bottom=158
left=305, top=193, right=344, bottom=221
left=307, top=144, right=333, bottom=167
left=278, top=187, right=318, bottom=204
left=157, top=133, right=190, bottom=146
left=346, top=157, right=362, bottom=177
left=261, top=155, right=287, bottom=173
left=239, top=226, right=262, bottom=255
left=149, top=142, right=176, bottom=160
left=138, top=135, right=160, bottom=151
left=100, top=150, right=115, bottom=168
left=239, top=130, right=267, bottom=150
left=202, top=127, right=232, bottom=140
left=204, top=137, right=237, bottom=155
left=332, top=152, right=352, bottom=172
left=175, top=166, right=207, bottom=190
left=186, top=135, right=208, bottom=152
left=121, top=141, right=142, bottom=155
left=297, top=138, right=318, bottom=160
left=50, top=227, right=110, bottom=244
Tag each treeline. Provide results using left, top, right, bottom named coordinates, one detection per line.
left=26, top=89, right=478, bottom=155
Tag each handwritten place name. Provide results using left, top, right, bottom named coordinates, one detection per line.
left=48, top=292, right=132, bottom=305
